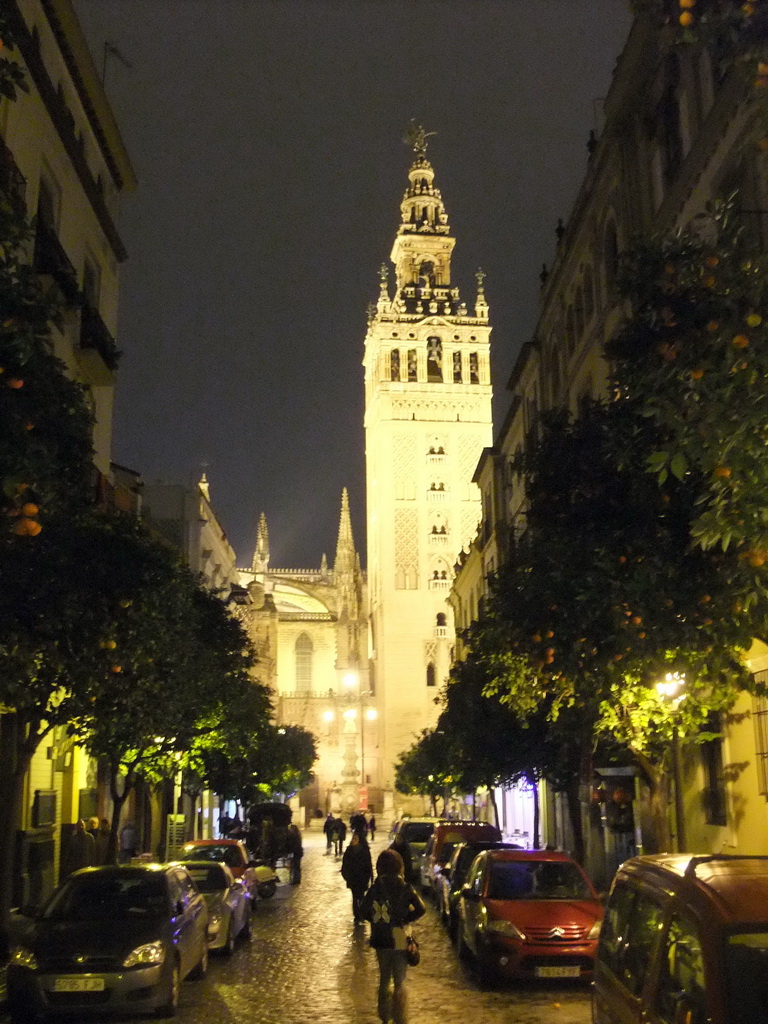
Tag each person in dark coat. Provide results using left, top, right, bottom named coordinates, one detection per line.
left=323, top=812, right=335, bottom=855
left=332, top=816, right=347, bottom=857
left=361, top=849, right=425, bottom=1024
left=350, top=810, right=367, bottom=838
left=341, top=831, right=373, bottom=922
left=287, top=823, right=303, bottom=884
left=389, top=832, right=414, bottom=886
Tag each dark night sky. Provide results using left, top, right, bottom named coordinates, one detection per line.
left=72, top=0, right=633, bottom=570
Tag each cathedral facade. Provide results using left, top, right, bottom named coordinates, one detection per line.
left=363, top=131, right=494, bottom=793
left=238, top=491, right=376, bottom=815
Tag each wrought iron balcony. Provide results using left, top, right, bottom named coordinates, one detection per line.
left=33, top=221, right=79, bottom=305
left=80, top=304, right=119, bottom=372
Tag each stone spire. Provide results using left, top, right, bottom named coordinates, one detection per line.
left=251, top=512, right=270, bottom=574
left=334, top=488, right=356, bottom=579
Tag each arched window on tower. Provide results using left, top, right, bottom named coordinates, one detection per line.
left=436, top=613, right=447, bottom=627
left=408, top=349, right=417, bottom=381
left=390, top=349, right=400, bottom=381
left=426, top=662, right=436, bottom=687
left=469, top=352, right=479, bottom=384
left=453, top=351, right=462, bottom=383
left=295, top=633, right=313, bottom=692
left=427, top=337, right=443, bottom=382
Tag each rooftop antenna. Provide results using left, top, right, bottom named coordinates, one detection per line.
left=102, top=41, right=132, bottom=86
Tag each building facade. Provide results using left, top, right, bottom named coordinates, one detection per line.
left=238, top=490, right=374, bottom=816
left=364, top=132, right=494, bottom=795
left=452, top=8, right=768, bottom=874
left=1, top=0, right=135, bottom=904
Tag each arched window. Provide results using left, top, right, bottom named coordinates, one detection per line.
left=566, top=306, right=576, bottom=354
left=604, top=221, right=619, bottom=293
left=436, top=613, right=447, bottom=627
left=426, top=662, right=436, bottom=687
left=453, top=351, right=462, bottom=382
left=407, top=349, right=417, bottom=381
left=469, top=352, right=479, bottom=384
left=390, top=350, right=400, bottom=381
left=427, top=337, right=443, bottom=382
left=583, top=265, right=595, bottom=319
left=295, top=633, right=313, bottom=691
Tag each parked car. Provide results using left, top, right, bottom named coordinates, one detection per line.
left=420, top=820, right=502, bottom=893
left=593, top=853, right=768, bottom=1024
left=179, top=860, right=250, bottom=954
left=456, top=849, right=603, bottom=985
left=7, top=863, right=209, bottom=1021
left=437, top=840, right=521, bottom=937
left=177, top=838, right=278, bottom=900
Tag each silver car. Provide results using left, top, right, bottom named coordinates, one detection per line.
left=181, top=861, right=251, bottom=954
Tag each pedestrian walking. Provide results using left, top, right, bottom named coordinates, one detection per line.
left=389, top=832, right=414, bottom=886
left=94, top=817, right=112, bottom=865
left=66, top=819, right=96, bottom=875
left=350, top=810, right=367, bottom=838
left=323, top=812, right=335, bottom=855
left=368, top=813, right=377, bottom=840
left=361, top=848, right=425, bottom=1024
left=287, top=822, right=303, bottom=884
left=118, top=820, right=138, bottom=864
left=340, top=831, right=373, bottom=922
left=332, top=816, right=347, bottom=856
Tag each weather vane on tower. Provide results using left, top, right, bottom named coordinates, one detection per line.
left=403, top=119, right=436, bottom=157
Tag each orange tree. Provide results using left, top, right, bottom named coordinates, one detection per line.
left=467, top=206, right=768, bottom=849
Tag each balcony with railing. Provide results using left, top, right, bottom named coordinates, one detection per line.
left=427, top=486, right=448, bottom=503
left=33, top=221, right=79, bottom=305
left=428, top=576, right=451, bottom=591
left=80, top=304, right=119, bottom=374
left=429, top=530, right=449, bottom=546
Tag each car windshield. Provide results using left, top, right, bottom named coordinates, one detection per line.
left=179, top=845, right=242, bottom=868
left=401, top=823, right=434, bottom=844
left=487, top=860, right=593, bottom=900
left=184, top=865, right=228, bottom=893
left=43, top=871, right=169, bottom=921
left=725, top=931, right=768, bottom=1024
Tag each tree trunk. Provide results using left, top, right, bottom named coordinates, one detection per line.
left=631, top=748, right=669, bottom=853
left=488, top=784, right=500, bottom=829
left=0, top=713, right=45, bottom=954
left=529, top=773, right=540, bottom=849
left=565, top=775, right=585, bottom=865
left=108, top=763, right=136, bottom=865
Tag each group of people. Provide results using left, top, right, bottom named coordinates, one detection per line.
left=323, top=809, right=377, bottom=856
left=332, top=813, right=422, bottom=1024
left=65, top=816, right=139, bottom=873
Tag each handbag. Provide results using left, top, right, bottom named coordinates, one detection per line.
left=405, top=933, right=420, bottom=967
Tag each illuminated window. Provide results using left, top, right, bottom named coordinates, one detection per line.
left=295, top=633, right=313, bottom=691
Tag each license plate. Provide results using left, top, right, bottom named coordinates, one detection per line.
left=52, top=977, right=106, bottom=992
left=535, top=966, right=581, bottom=978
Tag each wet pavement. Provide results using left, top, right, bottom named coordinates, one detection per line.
left=2, top=831, right=592, bottom=1023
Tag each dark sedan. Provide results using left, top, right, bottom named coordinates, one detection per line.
left=7, top=863, right=209, bottom=1021
left=437, top=841, right=521, bottom=938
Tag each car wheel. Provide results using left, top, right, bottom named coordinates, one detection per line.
left=156, top=957, right=180, bottom=1018
left=457, top=928, right=471, bottom=962
left=190, top=942, right=208, bottom=979
left=258, top=880, right=276, bottom=899
left=222, top=921, right=235, bottom=956
left=477, top=953, right=497, bottom=988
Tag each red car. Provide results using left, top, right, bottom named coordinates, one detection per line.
left=456, top=849, right=603, bottom=985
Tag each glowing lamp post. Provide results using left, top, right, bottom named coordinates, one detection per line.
left=656, top=672, right=687, bottom=852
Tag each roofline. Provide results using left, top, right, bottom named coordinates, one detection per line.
left=41, top=0, right=137, bottom=192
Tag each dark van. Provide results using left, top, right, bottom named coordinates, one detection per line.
left=593, top=853, right=768, bottom=1024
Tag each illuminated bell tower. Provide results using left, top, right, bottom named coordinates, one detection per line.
left=363, top=124, right=493, bottom=797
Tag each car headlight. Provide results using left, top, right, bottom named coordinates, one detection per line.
left=208, top=912, right=222, bottom=936
left=588, top=919, right=603, bottom=939
left=485, top=919, right=526, bottom=940
left=123, top=941, right=166, bottom=968
left=10, top=946, right=38, bottom=970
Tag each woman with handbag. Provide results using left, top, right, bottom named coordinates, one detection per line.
left=361, top=848, right=426, bottom=1024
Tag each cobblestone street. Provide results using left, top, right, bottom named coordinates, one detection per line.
left=3, top=831, right=592, bottom=1024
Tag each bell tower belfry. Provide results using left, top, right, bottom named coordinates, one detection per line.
left=363, top=124, right=493, bottom=796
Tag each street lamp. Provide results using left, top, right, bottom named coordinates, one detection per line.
left=656, top=672, right=687, bottom=852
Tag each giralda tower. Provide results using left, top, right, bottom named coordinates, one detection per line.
left=363, top=125, right=493, bottom=796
